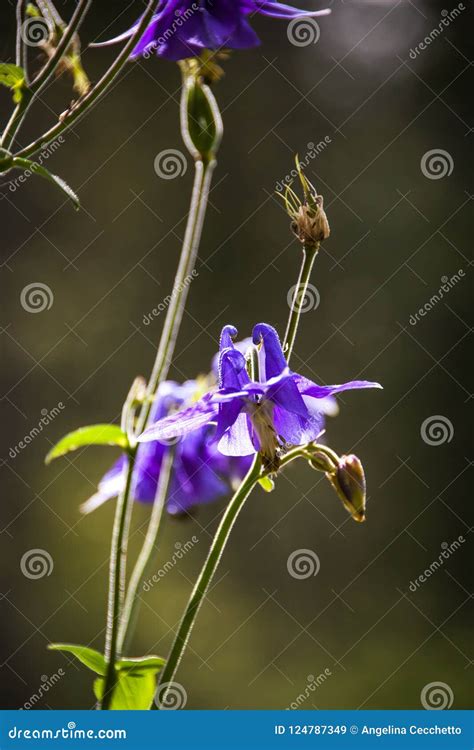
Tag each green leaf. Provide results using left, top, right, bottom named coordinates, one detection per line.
left=117, top=655, right=165, bottom=672
left=93, top=669, right=160, bottom=710
left=0, top=63, right=26, bottom=104
left=258, top=475, right=275, bottom=493
left=48, top=644, right=106, bottom=675
left=45, top=424, right=129, bottom=464
left=11, top=157, right=80, bottom=210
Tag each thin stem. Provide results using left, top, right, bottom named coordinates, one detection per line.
left=14, top=0, right=156, bottom=159
left=136, top=158, right=216, bottom=434
left=283, top=243, right=319, bottom=364
left=117, top=449, right=174, bottom=654
left=15, top=0, right=28, bottom=74
left=1, top=0, right=91, bottom=151
left=155, top=456, right=262, bottom=708
left=100, top=447, right=137, bottom=710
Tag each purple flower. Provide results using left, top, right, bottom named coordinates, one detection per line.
left=139, top=323, right=382, bottom=470
left=95, top=1, right=331, bottom=62
left=83, top=380, right=251, bottom=516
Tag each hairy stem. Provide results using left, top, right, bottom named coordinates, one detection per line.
left=283, top=243, right=319, bottom=364
left=13, top=0, right=156, bottom=159
left=2, top=0, right=91, bottom=151
left=155, top=456, right=262, bottom=707
left=100, top=447, right=137, bottom=710
left=117, top=450, right=174, bottom=654
left=136, top=158, right=216, bottom=434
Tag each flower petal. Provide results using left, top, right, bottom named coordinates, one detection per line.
left=217, top=412, right=257, bottom=456
left=252, top=322, right=288, bottom=380
left=138, top=397, right=217, bottom=443
left=295, top=375, right=383, bottom=399
left=255, top=2, right=331, bottom=19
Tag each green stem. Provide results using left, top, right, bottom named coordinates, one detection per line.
left=155, top=456, right=262, bottom=708
left=1, top=0, right=91, bottom=151
left=15, top=1, right=28, bottom=74
left=136, top=158, right=216, bottom=434
left=13, top=0, right=156, bottom=159
left=283, top=242, right=319, bottom=364
left=100, top=447, right=137, bottom=710
left=117, top=449, right=174, bottom=654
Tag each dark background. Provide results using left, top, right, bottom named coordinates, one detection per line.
left=1, top=0, right=472, bottom=710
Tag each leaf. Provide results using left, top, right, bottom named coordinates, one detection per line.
left=45, top=424, right=129, bottom=464
left=93, top=669, right=160, bottom=710
left=48, top=644, right=106, bottom=675
left=117, top=655, right=165, bottom=672
left=258, top=475, right=275, bottom=493
left=11, top=157, right=80, bottom=210
left=0, top=63, right=25, bottom=104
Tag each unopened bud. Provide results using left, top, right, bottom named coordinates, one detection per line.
left=327, top=454, right=366, bottom=523
left=279, top=157, right=330, bottom=248
left=309, top=451, right=337, bottom=474
left=180, top=75, right=223, bottom=162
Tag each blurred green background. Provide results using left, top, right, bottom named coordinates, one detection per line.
left=1, top=0, right=472, bottom=710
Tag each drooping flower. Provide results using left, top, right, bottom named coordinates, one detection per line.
left=139, top=323, right=382, bottom=471
left=82, top=379, right=251, bottom=516
left=94, top=1, right=331, bottom=62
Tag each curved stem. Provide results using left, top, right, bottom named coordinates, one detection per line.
left=117, top=449, right=174, bottom=654
left=100, top=447, right=137, bottom=710
left=136, top=158, right=216, bottom=434
left=155, top=456, right=262, bottom=708
left=283, top=243, right=319, bottom=364
left=13, top=0, right=156, bottom=159
left=2, top=0, right=92, bottom=151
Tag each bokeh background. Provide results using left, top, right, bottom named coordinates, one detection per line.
left=1, top=0, right=472, bottom=711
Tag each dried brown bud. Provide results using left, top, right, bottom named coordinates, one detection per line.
left=327, top=454, right=367, bottom=523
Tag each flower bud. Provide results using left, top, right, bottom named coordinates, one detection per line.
left=180, top=75, right=223, bottom=163
left=279, top=157, right=330, bottom=248
left=0, top=148, right=13, bottom=174
left=327, top=454, right=366, bottom=523
left=309, top=450, right=337, bottom=474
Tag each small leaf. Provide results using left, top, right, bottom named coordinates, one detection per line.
left=94, top=670, right=159, bottom=710
left=45, top=424, right=129, bottom=464
left=117, top=655, right=165, bottom=672
left=11, top=157, right=80, bottom=210
left=48, top=644, right=106, bottom=675
left=0, top=63, right=26, bottom=104
left=258, top=475, right=275, bottom=493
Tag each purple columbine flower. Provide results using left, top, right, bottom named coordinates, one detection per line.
left=95, top=1, right=331, bottom=62
left=138, top=323, right=382, bottom=470
left=82, top=379, right=251, bottom=516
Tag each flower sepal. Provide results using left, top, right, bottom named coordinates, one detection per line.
left=180, top=64, right=223, bottom=163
